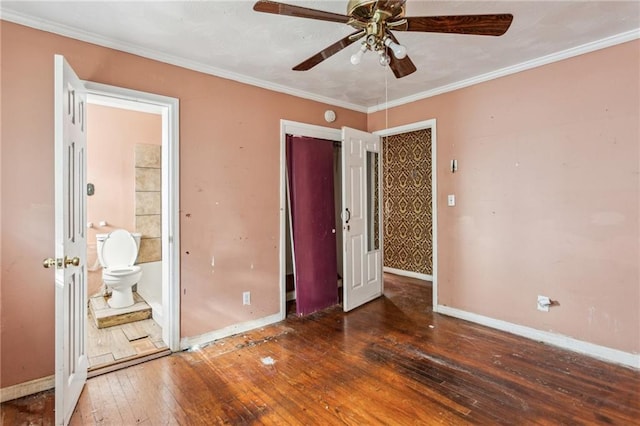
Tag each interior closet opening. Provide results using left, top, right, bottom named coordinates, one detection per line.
left=285, top=135, right=343, bottom=316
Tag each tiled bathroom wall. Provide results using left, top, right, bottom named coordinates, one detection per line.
left=135, top=144, right=162, bottom=263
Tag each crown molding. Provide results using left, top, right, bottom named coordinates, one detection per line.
left=368, top=28, right=640, bottom=113
left=0, top=9, right=368, bottom=113
left=2, top=8, right=637, bottom=115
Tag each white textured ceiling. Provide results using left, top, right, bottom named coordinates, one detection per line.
left=1, top=1, right=639, bottom=110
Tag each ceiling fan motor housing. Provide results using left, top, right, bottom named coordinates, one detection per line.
left=347, top=0, right=406, bottom=53
left=347, top=0, right=405, bottom=22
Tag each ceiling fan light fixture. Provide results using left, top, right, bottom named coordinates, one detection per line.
left=384, top=37, right=407, bottom=59
left=350, top=44, right=368, bottom=65
left=379, top=52, right=390, bottom=66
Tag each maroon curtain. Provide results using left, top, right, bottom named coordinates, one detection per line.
left=287, top=135, right=338, bottom=315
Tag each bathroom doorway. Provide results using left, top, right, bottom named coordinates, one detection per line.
left=84, top=84, right=180, bottom=375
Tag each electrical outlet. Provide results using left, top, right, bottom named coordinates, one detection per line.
left=537, top=295, right=551, bottom=312
left=243, top=291, right=251, bottom=306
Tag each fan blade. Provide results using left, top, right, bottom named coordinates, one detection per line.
left=386, top=32, right=416, bottom=78
left=402, top=14, right=513, bottom=36
left=388, top=52, right=417, bottom=79
left=293, top=31, right=364, bottom=71
left=253, top=0, right=350, bottom=24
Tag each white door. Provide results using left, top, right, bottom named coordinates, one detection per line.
left=342, top=127, right=383, bottom=311
left=52, top=55, right=88, bottom=425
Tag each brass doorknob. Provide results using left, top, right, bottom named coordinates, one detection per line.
left=64, top=256, right=81, bottom=268
left=43, top=258, right=61, bottom=269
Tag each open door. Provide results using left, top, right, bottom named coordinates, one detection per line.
left=51, top=55, right=88, bottom=425
left=342, top=127, right=383, bottom=311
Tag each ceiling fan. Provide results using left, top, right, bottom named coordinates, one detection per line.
left=253, top=0, right=513, bottom=78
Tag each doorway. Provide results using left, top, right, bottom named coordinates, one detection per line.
left=280, top=121, right=342, bottom=317
left=279, top=121, right=384, bottom=316
left=83, top=83, right=181, bottom=374
left=374, top=119, right=438, bottom=309
left=285, top=135, right=343, bottom=316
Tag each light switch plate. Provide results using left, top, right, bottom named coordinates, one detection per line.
left=447, top=194, right=456, bottom=206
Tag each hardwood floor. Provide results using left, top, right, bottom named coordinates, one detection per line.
left=2, top=273, right=639, bottom=425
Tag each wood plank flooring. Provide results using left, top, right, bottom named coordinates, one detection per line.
left=87, top=312, right=168, bottom=374
left=89, top=292, right=152, bottom=329
left=2, top=273, right=639, bottom=425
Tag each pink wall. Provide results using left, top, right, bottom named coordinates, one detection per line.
left=1, top=18, right=636, bottom=390
left=86, top=104, right=161, bottom=295
left=369, top=40, right=639, bottom=354
left=0, top=21, right=366, bottom=388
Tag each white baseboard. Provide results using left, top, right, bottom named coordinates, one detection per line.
left=0, top=375, right=54, bottom=403
left=384, top=267, right=432, bottom=282
left=436, top=305, right=640, bottom=370
left=180, top=313, right=283, bottom=350
left=147, top=300, right=163, bottom=326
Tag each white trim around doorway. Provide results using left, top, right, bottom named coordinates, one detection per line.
left=83, top=81, right=181, bottom=351
left=279, top=120, right=342, bottom=318
left=374, top=119, right=438, bottom=310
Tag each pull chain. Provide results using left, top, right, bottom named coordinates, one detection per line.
left=385, top=55, right=389, bottom=132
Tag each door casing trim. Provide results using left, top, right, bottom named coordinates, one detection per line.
left=279, top=120, right=341, bottom=318
left=374, top=119, right=438, bottom=310
left=84, top=81, right=181, bottom=351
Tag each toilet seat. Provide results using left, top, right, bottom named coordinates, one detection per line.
left=103, top=265, right=141, bottom=277
left=100, top=229, right=138, bottom=268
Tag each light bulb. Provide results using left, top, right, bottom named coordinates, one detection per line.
left=378, top=51, right=390, bottom=66
left=384, top=37, right=407, bottom=59
left=350, top=50, right=363, bottom=65
left=350, top=45, right=367, bottom=65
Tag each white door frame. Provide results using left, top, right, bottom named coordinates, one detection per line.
left=374, top=119, right=438, bottom=310
left=83, top=81, right=181, bottom=351
left=279, top=120, right=341, bottom=318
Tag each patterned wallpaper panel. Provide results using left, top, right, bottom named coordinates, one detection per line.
left=383, top=129, right=432, bottom=275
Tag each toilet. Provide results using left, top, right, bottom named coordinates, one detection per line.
left=96, top=230, right=142, bottom=309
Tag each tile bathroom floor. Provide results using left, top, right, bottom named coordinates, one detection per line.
left=87, top=312, right=169, bottom=375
